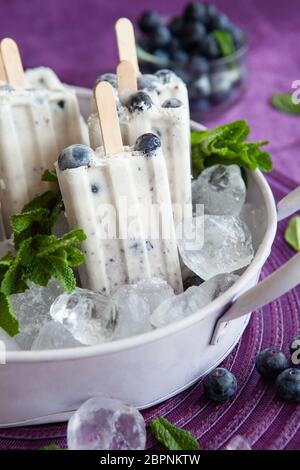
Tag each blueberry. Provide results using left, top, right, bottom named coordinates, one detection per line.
left=276, top=368, right=300, bottom=402
left=290, top=334, right=300, bottom=363
left=138, top=37, right=152, bottom=53
left=162, top=98, right=182, bottom=108
left=58, top=145, right=94, bottom=171
left=126, top=91, right=153, bottom=113
left=199, top=34, right=220, bottom=59
left=138, top=74, right=159, bottom=91
left=184, top=2, right=206, bottom=21
left=91, top=183, right=100, bottom=194
left=169, top=16, right=184, bottom=37
left=57, top=100, right=65, bottom=109
left=0, top=84, right=15, bottom=92
left=203, top=368, right=237, bottom=402
left=255, top=348, right=289, bottom=380
left=229, top=27, right=246, bottom=49
left=134, top=133, right=161, bottom=155
left=204, top=3, right=218, bottom=17
left=155, top=69, right=176, bottom=84
left=190, top=55, right=209, bottom=73
left=182, top=22, right=206, bottom=51
left=170, top=47, right=189, bottom=64
left=189, top=78, right=209, bottom=99
left=139, top=11, right=162, bottom=33
left=95, top=73, right=117, bottom=89
left=150, top=26, right=172, bottom=48
left=152, top=49, right=170, bottom=65
left=206, top=13, right=230, bottom=31
left=210, top=90, right=232, bottom=105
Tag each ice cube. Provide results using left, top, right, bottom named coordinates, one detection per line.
left=0, top=328, right=20, bottom=351
left=226, top=435, right=251, bottom=450
left=31, top=321, right=84, bottom=350
left=178, top=215, right=253, bottom=280
left=50, top=288, right=112, bottom=345
left=109, top=285, right=152, bottom=340
left=192, top=165, right=246, bottom=216
left=151, top=273, right=238, bottom=328
left=130, top=278, right=174, bottom=312
left=13, top=278, right=64, bottom=350
left=67, top=396, right=146, bottom=450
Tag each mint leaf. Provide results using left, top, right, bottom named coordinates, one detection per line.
left=36, top=229, right=86, bottom=258
left=271, top=93, right=300, bottom=115
left=22, top=191, right=58, bottom=213
left=191, top=120, right=272, bottom=176
left=285, top=216, right=300, bottom=251
left=0, top=293, right=19, bottom=336
left=42, top=169, right=58, bottom=183
left=10, top=208, right=49, bottom=235
left=150, top=417, right=200, bottom=451
left=65, top=246, right=86, bottom=267
left=213, top=30, right=235, bottom=57
left=27, top=258, right=53, bottom=286
left=50, top=261, right=76, bottom=293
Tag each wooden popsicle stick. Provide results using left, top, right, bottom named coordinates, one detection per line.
left=117, top=60, right=137, bottom=103
left=115, top=18, right=139, bottom=75
left=0, top=38, right=25, bottom=87
left=0, top=53, right=6, bottom=82
left=94, top=81, right=123, bottom=156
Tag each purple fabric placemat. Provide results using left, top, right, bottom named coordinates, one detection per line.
left=0, top=0, right=299, bottom=451
left=0, top=168, right=299, bottom=451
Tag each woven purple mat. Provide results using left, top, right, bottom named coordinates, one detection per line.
left=0, top=169, right=299, bottom=450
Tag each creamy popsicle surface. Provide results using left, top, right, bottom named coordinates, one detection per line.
left=0, top=39, right=88, bottom=236
left=56, top=135, right=183, bottom=295
left=88, top=82, right=191, bottom=227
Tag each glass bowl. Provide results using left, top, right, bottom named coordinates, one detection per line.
left=137, top=43, right=248, bottom=121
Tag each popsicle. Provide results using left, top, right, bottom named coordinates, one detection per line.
left=56, top=81, right=183, bottom=295
left=0, top=38, right=88, bottom=236
left=88, top=61, right=191, bottom=227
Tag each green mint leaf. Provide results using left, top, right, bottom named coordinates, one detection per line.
left=0, top=292, right=19, bottom=336
left=10, top=208, right=49, bottom=235
left=42, top=169, right=58, bottom=183
left=50, top=260, right=76, bottom=293
left=65, top=246, right=86, bottom=267
left=213, top=30, right=235, bottom=57
left=36, top=229, right=86, bottom=258
left=191, top=121, right=272, bottom=176
left=271, top=93, right=300, bottom=115
left=150, top=417, right=200, bottom=451
left=21, top=191, right=58, bottom=213
left=27, top=258, right=53, bottom=287
left=284, top=216, right=300, bottom=251
left=40, top=445, right=65, bottom=450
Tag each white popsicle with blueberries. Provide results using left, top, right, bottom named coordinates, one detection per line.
left=89, top=31, right=192, bottom=226
left=0, top=38, right=88, bottom=236
left=56, top=80, right=183, bottom=295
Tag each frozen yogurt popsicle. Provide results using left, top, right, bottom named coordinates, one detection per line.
left=57, top=81, right=183, bottom=295
left=0, top=38, right=88, bottom=236
left=88, top=61, right=191, bottom=227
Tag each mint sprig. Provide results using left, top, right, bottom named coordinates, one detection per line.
left=0, top=171, right=86, bottom=336
left=213, top=30, right=235, bottom=57
left=191, top=120, right=272, bottom=176
left=284, top=216, right=300, bottom=251
left=270, top=93, right=300, bottom=115
left=150, top=417, right=200, bottom=451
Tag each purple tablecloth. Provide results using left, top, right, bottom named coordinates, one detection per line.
left=0, top=0, right=299, bottom=450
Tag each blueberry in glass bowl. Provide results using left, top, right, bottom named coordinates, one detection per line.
left=137, top=3, right=248, bottom=120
